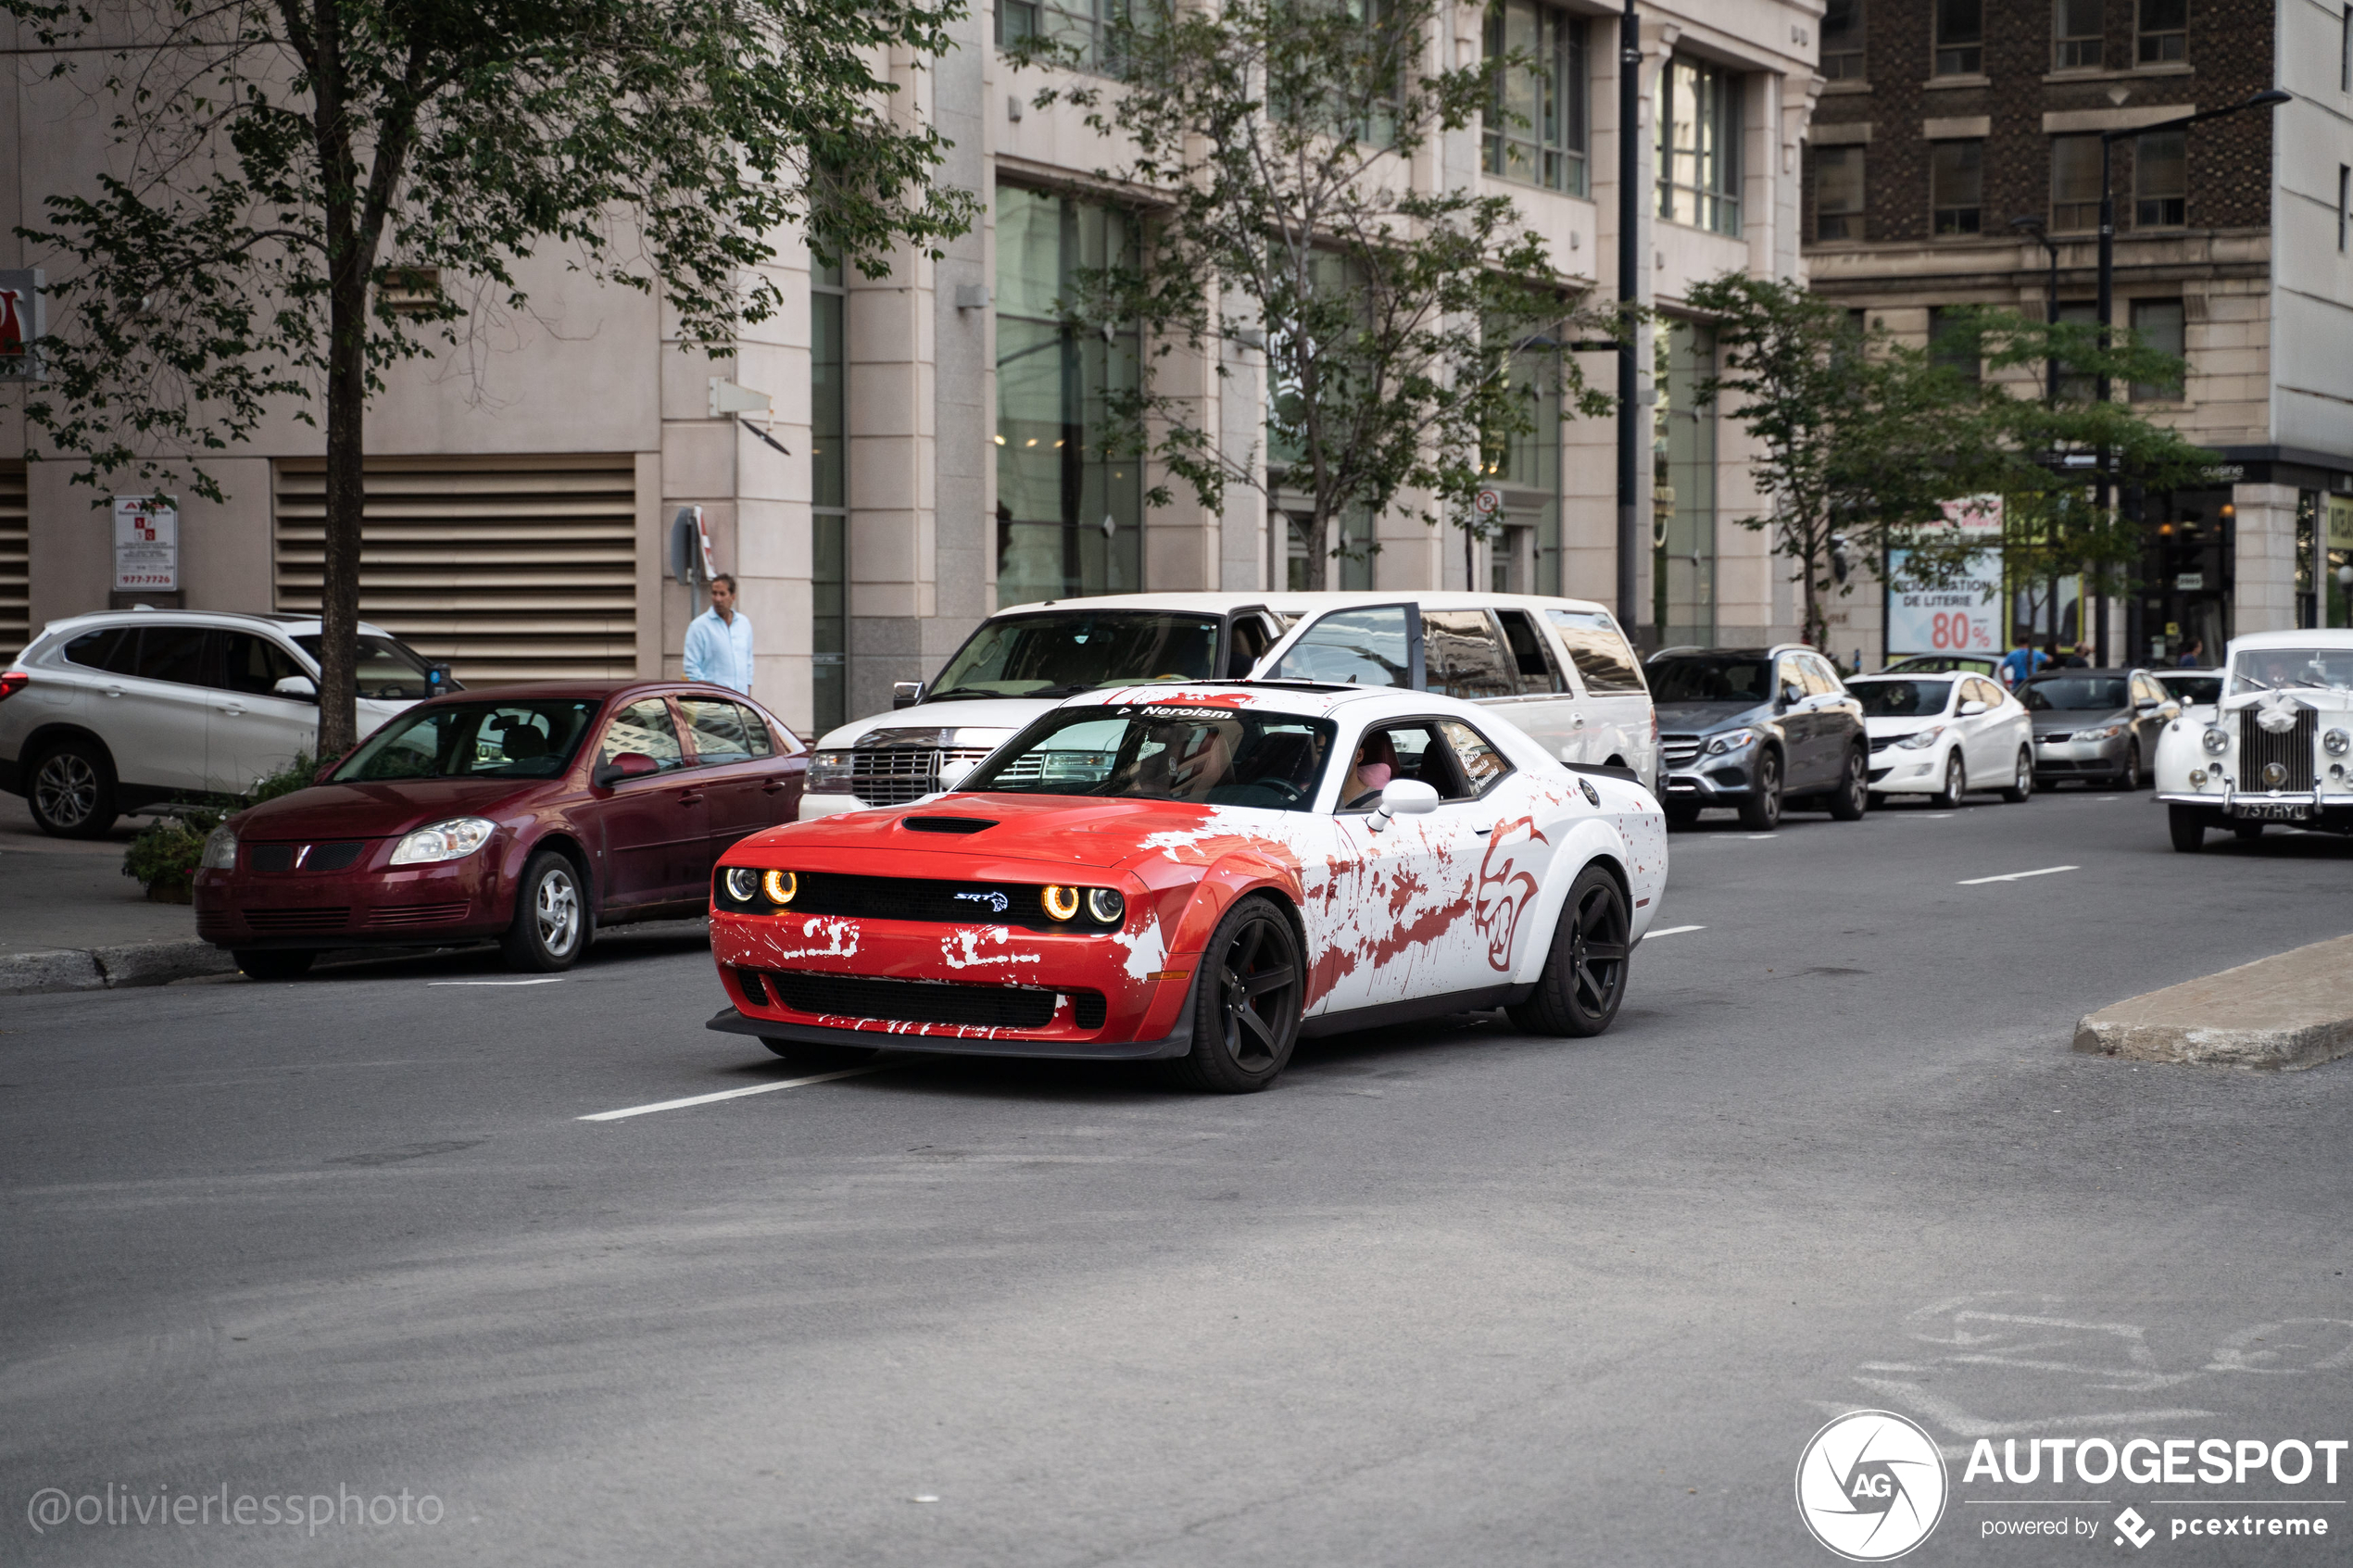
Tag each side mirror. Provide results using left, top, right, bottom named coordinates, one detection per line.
left=1367, top=777, right=1441, bottom=833
left=593, top=751, right=660, bottom=788
left=892, top=681, right=923, bottom=709
left=1780, top=684, right=1805, bottom=709
left=935, top=755, right=977, bottom=792
left=273, top=673, right=319, bottom=702
left=1958, top=699, right=1988, bottom=716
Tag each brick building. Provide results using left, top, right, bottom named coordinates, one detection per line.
left=1801, top=0, right=2353, bottom=663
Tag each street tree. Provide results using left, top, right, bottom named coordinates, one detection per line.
left=1006, top=0, right=1613, bottom=589
left=7, top=0, right=976, bottom=750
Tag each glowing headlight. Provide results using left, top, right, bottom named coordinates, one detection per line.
left=388, top=816, right=496, bottom=866
left=762, top=869, right=797, bottom=905
left=1086, top=887, right=1125, bottom=924
left=2201, top=727, right=2230, bottom=755
left=1705, top=728, right=1759, bottom=756
left=1042, top=884, right=1081, bottom=922
left=1896, top=725, right=1945, bottom=750
left=806, top=750, right=856, bottom=793
left=2325, top=728, right=2351, bottom=757
left=200, top=826, right=238, bottom=870
left=722, top=867, right=760, bottom=903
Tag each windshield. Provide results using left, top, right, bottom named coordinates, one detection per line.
left=926, top=612, right=1224, bottom=699
left=295, top=633, right=448, bottom=700
left=1852, top=679, right=1952, bottom=718
left=2228, top=647, right=2353, bottom=696
left=2021, top=676, right=2129, bottom=712
left=333, top=699, right=598, bottom=782
left=2158, top=672, right=2222, bottom=705
left=961, top=704, right=1336, bottom=811
left=1647, top=656, right=1774, bottom=705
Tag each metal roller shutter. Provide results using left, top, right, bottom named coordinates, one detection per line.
left=274, top=456, right=637, bottom=685
left=0, top=463, right=26, bottom=663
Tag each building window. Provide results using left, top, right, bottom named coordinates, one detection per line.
left=1488, top=340, right=1563, bottom=596
left=2342, top=5, right=2350, bottom=92
left=1484, top=0, right=1588, bottom=194
left=2130, top=297, right=2186, bottom=400
left=997, top=0, right=1128, bottom=74
left=994, top=183, right=1143, bottom=607
left=1931, top=140, right=1983, bottom=234
left=1822, top=0, right=1867, bottom=80
left=1934, top=0, right=1983, bottom=74
left=1813, top=145, right=1865, bottom=240
left=2136, top=0, right=2185, bottom=63
left=1929, top=307, right=1982, bottom=383
left=1657, top=56, right=1742, bottom=236
left=2053, top=0, right=2104, bottom=68
left=2339, top=164, right=2349, bottom=249
left=811, top=260, right=849, bottom=734
left=2133, top=130, right=2186, bottom=227
left=2050, top=134, right=2102, bottom=231
left=2055, top=300, right=2098, bottom=400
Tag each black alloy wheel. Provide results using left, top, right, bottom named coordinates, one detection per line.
left=1175, top=895, right=1302, bottom=1093
left=1506, top=865, right=1630, bottom=1038
left=2168, top=804, right=2208, bottom=853
left=28, top=739, right=118, bottom=839
left=1829, top=748, right=1868, bottom=821
left=234, top=948, right=315, bottom=980
left=499, top=849, right=588, bottom=972
left=1735, top=751, right=1781, bottom=831
left=2119, top=743, right=2143, bottom=791
left=1932, top=752, right=1966, bottom=809
left=2001, top=748, right=2033, bottom=804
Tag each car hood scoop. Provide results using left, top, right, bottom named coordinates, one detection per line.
left=901, top=816, right=998, bottom=834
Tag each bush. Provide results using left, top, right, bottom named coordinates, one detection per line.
left=122, top=751, right=318, bottom=902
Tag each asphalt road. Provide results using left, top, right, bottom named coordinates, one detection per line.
left=5, top=786, right=2351, bottom=1567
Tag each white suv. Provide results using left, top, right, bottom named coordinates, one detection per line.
left=800, top=591, right=1655, bottom=818
left=0, top=609, right=451, bottom=836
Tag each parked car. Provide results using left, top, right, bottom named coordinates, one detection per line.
left=0, top=608, right=452, bottom=837
left=1849, top=671, right=2033, bottom=807
left=1880, top=653, right=2003, bottom=679
left=2020, top=668, right=2179, bottom=790
left=193, top=681, right=804, bottom=977
left=2151, top=669, right=2223, bottom=717
left=2155, top=631, right=2353, bottom=851
left=1646, top=645, right=1868, bottom=829
left=802, top=591, right=1659, bottom=819
left=709, top=684, right=1666, bottom=1092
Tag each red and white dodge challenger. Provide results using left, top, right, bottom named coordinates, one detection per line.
left=705, top=683, right=1668, bottom=1091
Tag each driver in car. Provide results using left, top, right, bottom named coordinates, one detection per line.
left=1344, top=732, right=1396, bottom=808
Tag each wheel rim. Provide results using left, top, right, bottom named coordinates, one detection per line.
left=1214, top=912, right=1298, bottom=1073
left=535, top=867, right=581, bottom=956
left=1759, top=758, right=1780, bottom=822
left=1846, top=757, right=1866, bottom=811
left=2018, top=751, right=2032, bottom=795
left=1944, top=756, right=1961, bottom=802
left=2125, top=746, right=2139, bottom=787
left=1567, top=882, right=1629, bottom=1018
left=34, top=753, right=99, bottom=827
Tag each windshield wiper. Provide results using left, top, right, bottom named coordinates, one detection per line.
left=925, top=686, right=1013, bottom=701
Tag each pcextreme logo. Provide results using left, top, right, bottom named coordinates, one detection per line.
left=1796, top=1411, right=1951, bottom=1562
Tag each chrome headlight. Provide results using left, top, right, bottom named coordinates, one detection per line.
left=2324, top=728, right=2350, bottom=757
left=721, top=866, right=761, bottom=904
left=1704, top=727, right=1759, bottom=756
left=388, top=816, right=496, bottom=866
left=2087, top=723, right=2126, bottom=741
left=2262, top=761, right=2288, bottom=788
left=200, top=825, right=238, bottom=870
left=2201, top=727, right=2230, bottom=755
left=1086, top=887, right=1125, bottom=924
left=806, top=750, right=857, bottom=793
left=1895, top=725, right=1945, bottom=750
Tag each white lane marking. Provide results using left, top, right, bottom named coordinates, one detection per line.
left=1919, top=812, right=1956, bottom=820
left=1745, top=834, right=1779, bottom=840
left=1643, top=924, right=1705, bottom=938
left=1957, top=865, right=2080, bottom=885
left=429, top=978, right=565, bottom=986
left=580, top=1064, right=894, bottom=1122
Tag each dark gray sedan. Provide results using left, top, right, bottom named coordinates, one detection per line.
left=2020, top=669, right=2181, bottom=789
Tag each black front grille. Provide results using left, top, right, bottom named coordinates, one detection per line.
left=249, top=845, right=293, bottom=872
left=784, top=872, right=1063, bottom=931
left=246, top=842, right=366, bottom=872
left=767, top=972, right=1060, bottom=1029
left=308, top=842, right=365, bottom=871
left=737, top=968, right=769, bottom=1005
left=1071, top=992, right=1107, bottom=1030
left=244, top=907, right=352, bottom=932
left=2241, top=708, right=2316, bottom=792
left=1660, top=734, right=1703, bottom=768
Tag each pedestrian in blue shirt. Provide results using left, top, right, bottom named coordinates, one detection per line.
left=683, top=573, right=755, bottom=695
left=1999, top=644, right=2047, bottom=687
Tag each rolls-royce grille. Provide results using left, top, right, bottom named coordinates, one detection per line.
left=765, top=972, right=1069, bottom=1030
left=782, top=872, right=1064, bottom=931
left=1661, top=734, right=1703, bottom=768
left=2240, top=708, right=2316, bottom=792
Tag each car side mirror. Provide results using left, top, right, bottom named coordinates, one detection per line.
left=1780, top=684, right=1805, bottom=709
left=1958, top=699, right=1988, bottom=716
left=1367, top=777, right=1441, bottom=833
left=935, top=755, right=977, bottom=792
left=892, top=681, right=923, bottom=709
left=273, top=673, right=319, bottom=702
left=593, top=751, right=660, bottom=788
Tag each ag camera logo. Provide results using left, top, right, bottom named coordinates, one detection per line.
left=1796, top=1411, right=1949, bottom=1561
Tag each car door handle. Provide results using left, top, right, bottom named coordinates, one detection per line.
left=675, top=792, right=705, bottom=806
left=1471, top=824, right=1493, bottom=834
left=760, top=780, right=789, bottom=794
left=103, top=685, right=124, bottom=697
left=220, top=702, right=245, bottom=717
left=1570, top=713, right=1586, bottom=728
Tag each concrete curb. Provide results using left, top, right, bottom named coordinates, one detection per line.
left=0, top=939, right=237, bottom=996
left=2073, top=933, right=2353, bottom=1071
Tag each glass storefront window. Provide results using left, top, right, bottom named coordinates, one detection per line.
left=1489, top=344, right=1561, bottom=596
left=995, top=184, right=1144, bottom=607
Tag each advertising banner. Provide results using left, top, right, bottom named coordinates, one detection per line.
left=112, top=495, right=179, bottom=593
left=0, top=269, right=43, bottom=381
left=1885, top=495, right=2003, bottom=657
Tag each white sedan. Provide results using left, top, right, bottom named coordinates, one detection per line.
left=1853, top=671, right=2034, bottom=806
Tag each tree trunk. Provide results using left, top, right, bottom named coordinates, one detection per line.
left=318, top=268, right=366, bottom=758
left=1301, top=502, right=1330, bottom=591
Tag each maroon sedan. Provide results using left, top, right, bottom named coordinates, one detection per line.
left=193, top=681, right=805, bottom=978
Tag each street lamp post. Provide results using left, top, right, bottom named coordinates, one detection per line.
left=2095, top=89, right=2290, bottom=664
left=2009, top=216, right=2063, bottom=656
left=1617, top=0, right=1642, bottom=638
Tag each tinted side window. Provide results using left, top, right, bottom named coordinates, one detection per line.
left=1543, top=609, right=1645, bottom=694
left=680, top=697, right=752, bottom=765
left=134, top=625, right=212, bottom=686
left=63, top=628, right=137, bottom=673
left=600, top=698, right=686, bottom=771
left=1423, top=610, right=1516, bottom=700
left=1341, top=721, right=1470, bottom=806
left=1802, top=656, right=1842, bottom=697
left=214, top=632, right=305, bottom=695
left=1440, top=721, right=1512, bottom=794
left=737, top=704, right=776, bottom=759
left=1226, top=615, right=1275, bottom=678
left=1494, top=609, right=1565, bottom=694
left=1270, top=607, right=1413, bottom=687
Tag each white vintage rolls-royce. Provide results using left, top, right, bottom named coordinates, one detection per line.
left=2153, top=630, right=2353, bottom=851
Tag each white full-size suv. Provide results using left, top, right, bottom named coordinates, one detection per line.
left=800, top=591, right=1657, bottom=819
left=0, top=608, right=452, bottom=836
